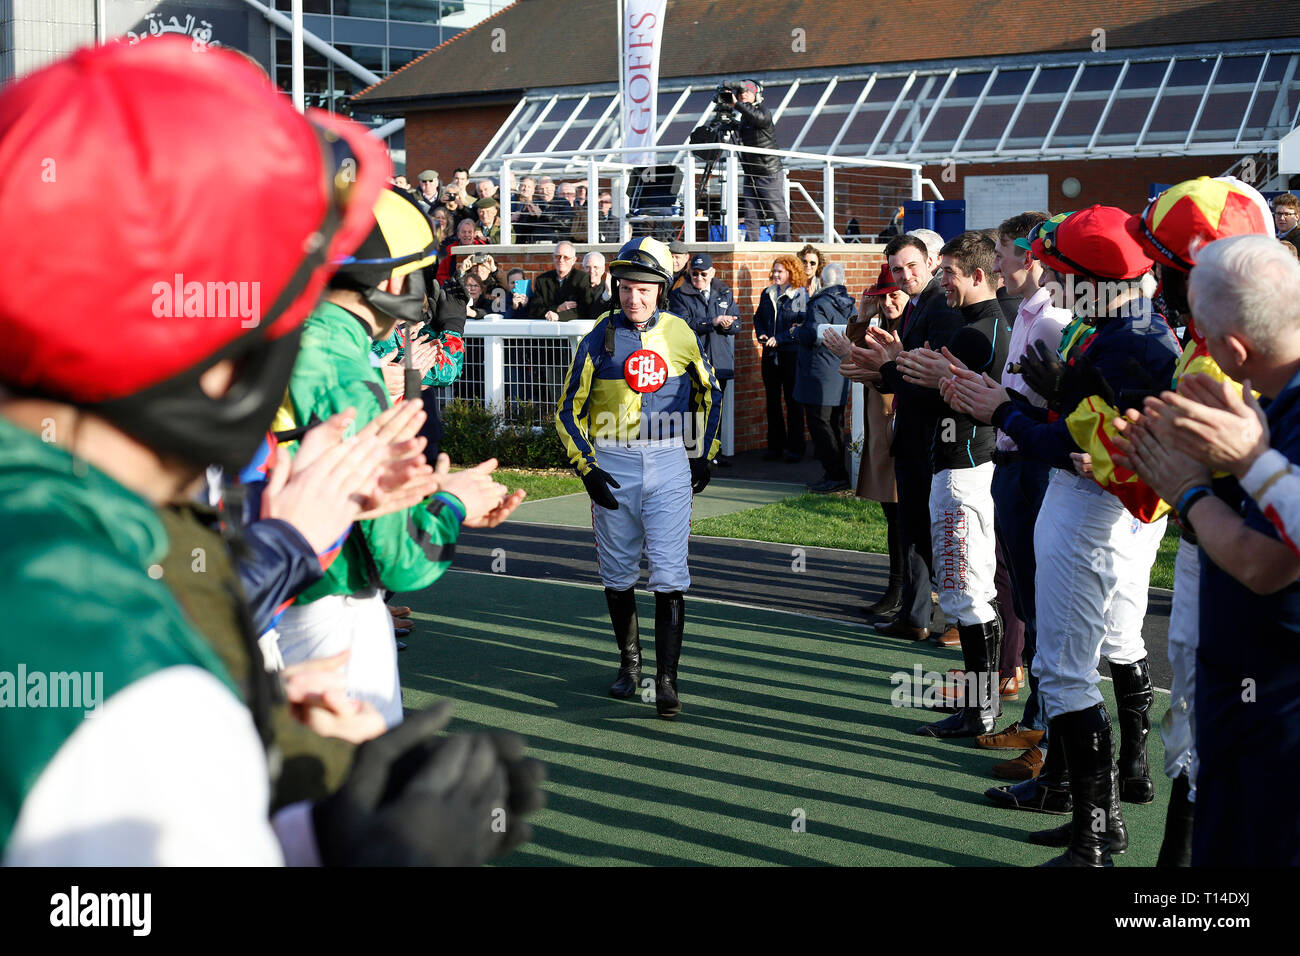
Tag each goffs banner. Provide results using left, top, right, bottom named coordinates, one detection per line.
left=622, top=0, right=667, bottom=167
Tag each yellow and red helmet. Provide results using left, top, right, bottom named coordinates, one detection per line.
left=1126, top=176, right=1272, bottom=273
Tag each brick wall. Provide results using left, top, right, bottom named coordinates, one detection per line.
left=404, top=103, right=518, bottom=179
left=467, top=242, right=886, bottom=453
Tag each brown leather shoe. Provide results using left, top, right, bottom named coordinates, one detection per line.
left=993, top=745, right=1043, bottom=780
left=877, top=618, right=929, bottom=641
left=975, top=721, right=1046, bottom=751
left=930, top=624, right=959, bottom=647
left=1000, top=666, right=1024, bottom=699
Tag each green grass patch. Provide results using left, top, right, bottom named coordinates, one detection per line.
left=468, top=467, right=582, bottom=501
left=692, top=492, right=892, bottom=553
left=693, top=491, right=1182, bottom=590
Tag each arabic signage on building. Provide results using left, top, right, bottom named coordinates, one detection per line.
left=107, top=1, right=250, bottom=55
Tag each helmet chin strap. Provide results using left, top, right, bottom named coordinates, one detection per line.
left=361, top=268, right=428, bottom=341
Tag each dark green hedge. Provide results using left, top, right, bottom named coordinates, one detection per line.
left=440, top=399, right=571, bottom=469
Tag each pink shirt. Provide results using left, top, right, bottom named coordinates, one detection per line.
left=996, top=286, right=1072, bottom=452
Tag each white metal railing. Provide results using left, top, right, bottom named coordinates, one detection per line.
left=496, top=142, right=923, bottom=246
left=452, top=317, right=734, bottom=454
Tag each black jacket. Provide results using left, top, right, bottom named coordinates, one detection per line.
left=733, top=100, right=782, bottom=178
left=929, top=297, right=1011, bottom=471
left=668, top=278, right=740, bottom=378
left=527, top=268, right=591, bottom=321
left=879, top=277, right=963, bottom=462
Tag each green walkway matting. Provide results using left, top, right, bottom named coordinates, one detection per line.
left=509, top=477, right=808, bottom=528
left=400, top=569, right=1172, bottom=867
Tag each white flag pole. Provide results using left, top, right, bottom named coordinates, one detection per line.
left=292, top=0, right=305, bottom=113
left=616, top=0, right=625, bottom=151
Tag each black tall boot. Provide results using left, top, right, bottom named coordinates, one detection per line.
left=915, top=619, right=1000, bottom=738
left=604, top=587, right=641, bottom=699
left=1156, top=771, right=1195, bottom=867
left=864, top=503, right=903, bottom=618
left=1040, top=705, right=1120, bottom=867
left=986, top=726, right=1072, bottom=813
left=1030, top=765, right=1128, bottom=853
left=1110, top=658, right=1155, bottom=804
left=654, top=591, right=684, bottom=719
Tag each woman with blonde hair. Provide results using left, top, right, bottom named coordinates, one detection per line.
left=754, top=253, right=809, bottom=461
left=799, top=244, right=825, bottom=295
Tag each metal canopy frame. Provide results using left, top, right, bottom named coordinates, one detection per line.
left=471, top=42, right=1300, bottom=172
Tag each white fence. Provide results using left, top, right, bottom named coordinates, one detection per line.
left=450, top=317, right=734, bottom=455
left=497, top=142, right=937, bottom=246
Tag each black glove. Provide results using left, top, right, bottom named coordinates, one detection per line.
left=1017, top=340, right=1066, bottom=408
left=1057, top=350, right=1116, bottom=413
left=581, top=466, right=621, bottom=510
left=312, top=701, right=545, bottom=867
left=690, top=455, right=712, bottom=494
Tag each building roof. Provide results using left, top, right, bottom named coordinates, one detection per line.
left=355, top=0, right=1299, bottom=107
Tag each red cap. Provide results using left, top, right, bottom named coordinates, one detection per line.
left=864, top=262, right=899, bottom=296
left=0, top=38, right=390, bottom=403
left=1032, top=205, right=1153, bottom=281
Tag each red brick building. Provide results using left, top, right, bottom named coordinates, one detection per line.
left=356, top=0, right=1300, bottom=453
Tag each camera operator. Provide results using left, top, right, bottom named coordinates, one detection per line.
left=723, top=80, right=791, bottom=243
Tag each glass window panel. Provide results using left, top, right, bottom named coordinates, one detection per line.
left=1097, top=60, right=1170, bottom=141
left=918, top=106, right=970, bottom=152
left=1215, top=53, right=1265, bottom=86
left=275, top=38, right=329, bottom=70
left=515, top=98, right=582, bottom=153
left=1075, top=62, right=1122, bottom=93
left=961, top=101, right=1017, bottom=150
left=1049, top=64, right=1120, bottom=147
left=332, top=16, right=389, bottom=43
left=334, top=0, right=387, bottom=18
left=1144, top=93, right=1203, bottom=141
left=1192, top=90, right=1254, bottom=143
left=949, top=71, right=989, bottom=99
left=837, top=75, right=908, bottom=151
left=1007, top=68, right=1077, bottom=144
left=387, top=0, right=442, bottom=24
left=824, top=79, right=866, bottom=107
left=1245, top=54, right=1298, bottom=137
left=780, top=80, right=830, bottom=113
left=389, top=48, right=426, bottom=71
left=389, top=22, right=441, bottom=46
left=553, top=96, right=616, bottom=153
left=987, top=68, right=1033, bottom=97
left=800, top=110, right=849, bottom=149
left=334, top=43, right=386, bottom=74
left=877, top=73, right=942, bottom=152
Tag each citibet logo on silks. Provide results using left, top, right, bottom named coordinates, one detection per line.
left=624, top=349, right=668, bottom=393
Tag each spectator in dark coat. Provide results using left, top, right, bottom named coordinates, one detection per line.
left=527, top=241, right=589, bottom=321
left=754, top=254, right=809, bottom=461
left=793, top=263, right=854, bottom=491
left=668, top=253, right=741, bottom=464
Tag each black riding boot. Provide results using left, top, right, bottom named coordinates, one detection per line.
left=1040, top=705, right=1121, bottom=867
left=654, top=591, right=684, bottom=719
left=605, top=587, right=641, bottom=699
left=1030, top=765, right=1128, bottom=853
left=915, top=618, right=1001, bottom=738
left=1156, top=771, right=1195, bottom=867
left=1110, top=658, right=1155, bottom=803
left=986, top=725, right=1072, bottom=813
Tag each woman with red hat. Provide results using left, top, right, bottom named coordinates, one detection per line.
left=826, top=263, right=908, bottom=616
